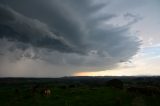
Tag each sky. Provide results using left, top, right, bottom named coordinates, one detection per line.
left=0, top=0, right=160, bottom=77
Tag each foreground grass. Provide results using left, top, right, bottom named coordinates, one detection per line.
left=0, top=85, right=160, bottom=106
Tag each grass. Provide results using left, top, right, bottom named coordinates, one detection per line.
left=0, top=84, right=160, bottom=106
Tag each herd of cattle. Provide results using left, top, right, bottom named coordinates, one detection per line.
left=14, top=79, right=160, bottom=97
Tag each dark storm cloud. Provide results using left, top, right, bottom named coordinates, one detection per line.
left=124, top=13, right=142, bottom=26
left=0, top=0, right=140, bottom=76
left=0, top=5, right=79, bottom=54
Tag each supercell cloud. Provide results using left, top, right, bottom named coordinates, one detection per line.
left=0, top=0, right=140, bottom=77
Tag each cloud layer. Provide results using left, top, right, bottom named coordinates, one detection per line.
left=0, top=0, right=140, bottom=77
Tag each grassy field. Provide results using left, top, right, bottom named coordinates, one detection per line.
left=0, top=83, right=160, bottom=106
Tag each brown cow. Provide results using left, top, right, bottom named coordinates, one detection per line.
left=43, top=88, right=51, bottom=96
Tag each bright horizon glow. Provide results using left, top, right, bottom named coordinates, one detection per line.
left=74, top=45, right=160, bottom=76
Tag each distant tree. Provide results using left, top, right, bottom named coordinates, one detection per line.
left=68, top=84, right=76, bottom=88
left=106, top=79, right=123, bottom=89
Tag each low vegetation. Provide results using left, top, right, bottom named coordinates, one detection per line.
left=0, top=77, right=160, bottom=106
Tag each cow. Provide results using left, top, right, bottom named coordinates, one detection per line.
left=42, top=88, right=51, bottom=96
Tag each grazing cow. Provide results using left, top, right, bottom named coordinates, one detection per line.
left=43, top=88, right=51, bottom=96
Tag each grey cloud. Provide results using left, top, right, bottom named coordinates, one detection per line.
left=124, top=13, right=142, bottom=26
left=0, top=5, right=78, bottom=53
left=0, top=0, right=140, bottom=77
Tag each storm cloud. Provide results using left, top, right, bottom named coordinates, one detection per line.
left=0, top=0, right=140, bottom=77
